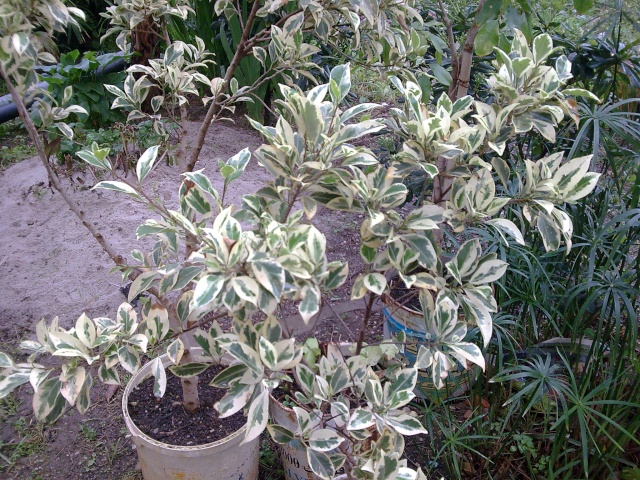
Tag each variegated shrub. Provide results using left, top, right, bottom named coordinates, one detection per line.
left=0, top=0, right=601, bottom=479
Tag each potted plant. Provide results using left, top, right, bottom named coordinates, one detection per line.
left=0, top=0, right=601, bottom=479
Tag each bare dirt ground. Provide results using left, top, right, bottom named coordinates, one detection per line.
left=0, top=119, right=381, bottom=479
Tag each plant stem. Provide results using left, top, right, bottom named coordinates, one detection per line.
left=355, top=294, right=376, bottom=355
left=438, top=0, right=458, bottom=101
left=0, top=65, right=126, bottom=267
left=449, top=0, right=486, bottom=101
left=185, top=0, right=261, bottom=172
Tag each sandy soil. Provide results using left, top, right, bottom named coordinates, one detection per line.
left=0, top=119, right=380, bottom=479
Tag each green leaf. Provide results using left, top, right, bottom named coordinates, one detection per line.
left=309, top=429, right=344, bottom=452
left=476, top=0, right=503, bottom=26
left=169, top=362, right=210, bottom=378
left=573, top=0, right=595, bottom=14
left=136, top=145, right=159, bottom=183
left=430, top=63, right=452, bottom=87
left=475, top=19, right=500, bottom=57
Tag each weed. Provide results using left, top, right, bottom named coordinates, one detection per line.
left=350, top=64, right=395, bottom=104
left=259, top=438, right=284, bottom=480
left=79, top=423, right=98, bottom=442
left=0, top=393, right=19, bottom=419
left=0, top=417, right=46, bottom=470
left=0, top=142, right=36, bottom=169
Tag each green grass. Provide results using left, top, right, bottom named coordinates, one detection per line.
left=0, top=417, right=46, bottom=471
left=0, top=119, right=36, bottom=169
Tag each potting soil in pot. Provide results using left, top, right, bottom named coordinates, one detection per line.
left=127, top=364, right=245, bottom=446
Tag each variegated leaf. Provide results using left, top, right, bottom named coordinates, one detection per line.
left=243, top=388, right=269, bottom=444
left=347, top=408, right=374, bottom=431
left=251, top=259, right=285, bottom=299
left=151, top=357, right=166, bottom=398
left=145, top=304, right=170, bottom=343
left=166, top=339, right=184, bottom=365
left=32, top=377, right=66, bottom=422
left=258, top=337, right=278, bottom=370
left=75, top=314, right=96, bottom=349
left=309, top=429, right=344, bottom=452
left=363, top=273, right=387, bottom=295
left=299, top=284, right=321, bottom=323
left=193, top=274, right=224, bottom=309
left=117, top=345, right=140, bottom=375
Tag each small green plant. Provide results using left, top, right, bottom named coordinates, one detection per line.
left=259, top=438, right=285, bottom=480
left=40, top=49, right=127, bottom=128
left=0, top=393, right=19, bottom=419
left=0, top=417, right=46, bottom=470
left=79, top=423, right=98, bottom=442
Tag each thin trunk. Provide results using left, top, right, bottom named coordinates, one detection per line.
left=437, top=0, right=486, bottom=212
left=0, top=65, right=126, bottom=267
left=185, top=0, right=262, bottom=172
left=450, top=0, right=486, bottom=101
left=438, top=0, right=459, bottom=102
left=180, top=332, right=200, bottom=414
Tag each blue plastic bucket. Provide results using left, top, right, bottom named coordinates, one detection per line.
left=382, top=300, right=470, bottom=400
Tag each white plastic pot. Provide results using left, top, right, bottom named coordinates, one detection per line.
left=270, top=393, right=356, bottom=480
left=123, top=349, right=259, bottom=480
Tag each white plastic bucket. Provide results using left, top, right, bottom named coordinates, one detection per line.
left=122, top=348, right=259, bottom=480
left=270, top=394, right=318, bottom=480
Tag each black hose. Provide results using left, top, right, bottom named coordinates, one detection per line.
left=0, top=52, right=126, bottom=124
